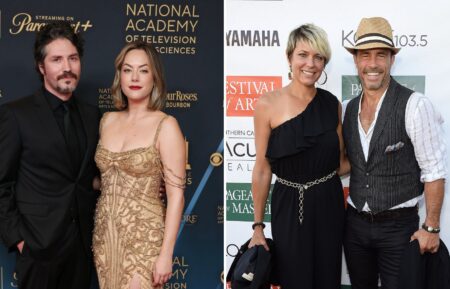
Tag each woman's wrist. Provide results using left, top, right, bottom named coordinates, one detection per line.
left=158, top=247, right=173, bottom=259
left=252, top=221, right=266, bottom=230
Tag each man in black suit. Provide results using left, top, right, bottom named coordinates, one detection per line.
left=0, top=21, right=100, bottom=289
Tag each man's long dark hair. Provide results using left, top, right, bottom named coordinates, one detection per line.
left=34, top=21, right=84, bottom=80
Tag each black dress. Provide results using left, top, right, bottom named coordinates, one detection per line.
left=266, top=88, right=344, bottom=289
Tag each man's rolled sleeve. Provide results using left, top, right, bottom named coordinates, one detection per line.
left=406, top=93, right=447, bottom=183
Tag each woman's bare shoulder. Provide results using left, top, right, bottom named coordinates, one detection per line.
left=256, top=88, right=285, bottom=112
left=100, top=111, right=124, bottom=128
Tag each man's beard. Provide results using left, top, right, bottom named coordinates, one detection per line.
left=56, top=71, right=78, bottom=94
left=56, top=84, right=77, bottom=94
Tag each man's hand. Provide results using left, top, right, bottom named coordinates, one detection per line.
left=17, top=240, right=24, bottom=253
left=411, top=229, right=440, bottom=254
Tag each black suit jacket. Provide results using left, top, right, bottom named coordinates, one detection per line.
left=0, top=90, right=100, bottom=260
left=398, top=239, right=450, bottom=289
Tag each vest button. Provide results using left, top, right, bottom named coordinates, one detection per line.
left=366, top=184, right=369, bottom=188
left=366, top=172, right=369, bottom=176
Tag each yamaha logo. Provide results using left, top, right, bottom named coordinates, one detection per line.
left=226, top=30, right=280, bottom=47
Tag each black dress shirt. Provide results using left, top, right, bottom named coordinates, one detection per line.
left=43, top=88, right=86, bottom=170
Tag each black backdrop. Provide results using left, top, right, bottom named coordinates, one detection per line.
left=0, top=1, right=224, bottom=288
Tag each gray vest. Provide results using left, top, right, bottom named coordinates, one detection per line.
left=343, top=78, right=423, bottom=213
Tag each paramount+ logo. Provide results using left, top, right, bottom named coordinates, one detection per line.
left=9, top=13, right=93, bottom=35
left=226, top=76, right=282, bottom=117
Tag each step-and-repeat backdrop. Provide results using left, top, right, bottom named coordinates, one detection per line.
left=225, top=0, right=450, bottom=288
left=0, top=1, right=223, bottom=288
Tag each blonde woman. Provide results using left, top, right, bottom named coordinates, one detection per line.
left=249, top=24, right=348, bottom=289
left=93, top=41, right=185, bottom=289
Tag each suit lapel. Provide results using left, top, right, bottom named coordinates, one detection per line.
left=75, top=101, right=94, bottom=180
left=367, top=78, right=399, bottom=160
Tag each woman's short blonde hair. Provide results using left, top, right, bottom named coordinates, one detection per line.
left=111, top=41, right=166, bottom=110
left=286, top=23, right=331, bottom=65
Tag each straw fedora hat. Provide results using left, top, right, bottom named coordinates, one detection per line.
left=345, top=17, right=400, bottom=55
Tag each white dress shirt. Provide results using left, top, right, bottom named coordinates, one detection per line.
left=344, top=89, right=447, bottom=211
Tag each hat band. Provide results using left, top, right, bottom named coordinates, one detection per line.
left=355, top=33, right=394, bottom=47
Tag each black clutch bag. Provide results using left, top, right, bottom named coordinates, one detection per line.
left=226, top=238, right=278, bottom=289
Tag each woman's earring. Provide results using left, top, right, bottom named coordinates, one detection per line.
left=317, top=70, right=328, bottom=85
left=288, top=66, right=293, bottom=80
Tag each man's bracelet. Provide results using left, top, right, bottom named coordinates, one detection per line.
left=252, top=222, right=266, bottom=230
left=422, top=223, right=440, bottom=234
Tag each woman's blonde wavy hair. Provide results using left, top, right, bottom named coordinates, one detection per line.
left=111, top=41, right=166, bottom=110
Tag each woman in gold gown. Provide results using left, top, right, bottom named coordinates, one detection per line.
left=93, top=41, right=185, bottom=289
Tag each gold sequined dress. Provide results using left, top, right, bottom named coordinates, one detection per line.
left=93, top=115, right=168, bottom=289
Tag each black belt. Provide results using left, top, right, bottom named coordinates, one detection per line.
left=347, top=205, right=417, bottom=223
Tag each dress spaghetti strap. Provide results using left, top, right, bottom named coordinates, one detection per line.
left=152, top=114, right=169, bottom=147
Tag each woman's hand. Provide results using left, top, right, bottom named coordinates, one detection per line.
left=248, top=227, right=269, bottom=251
left=152, top=254, right=173, bottom=287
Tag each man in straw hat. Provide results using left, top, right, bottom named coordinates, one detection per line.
left=342, top=17, right=446, bottom=289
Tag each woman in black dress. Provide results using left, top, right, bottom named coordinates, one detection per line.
left=249, top=24, right=349, bottom=289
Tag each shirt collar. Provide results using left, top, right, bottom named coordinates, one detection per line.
left=42, top=88, right=75, bottom=111
left=357, top=87, right=388, bottom=115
